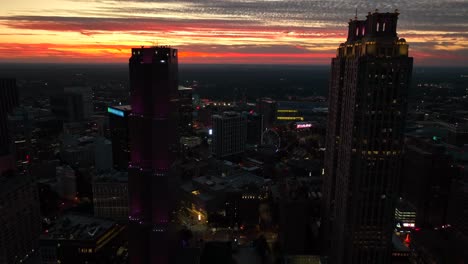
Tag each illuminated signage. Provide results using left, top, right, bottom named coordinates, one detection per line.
left=277, top=109, right=298, bottom=113
left=296, top=123, right=313, bottom=129
left=277, top=116, right=304, bottom=121
left=107, top=107, right=125, bottom=117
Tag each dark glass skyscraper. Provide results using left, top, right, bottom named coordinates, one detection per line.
left=0, top=78, right=19, bottom=156
left=323, top=10, right=413, bottom=263
left=128, top=47, right=179, bottom=264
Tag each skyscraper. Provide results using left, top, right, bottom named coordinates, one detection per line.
left=128, top=46, right=179, bottom=264
left=64, top=86, right=93, bottom=119
left=211, top=112, right=247, bottom=158
left=323, top=10, right=413, bottom=263
left=0, top=78, right=19, bottom=157
left=108, top=105, right=131, bottom=170
left=0, top=172, right=41, bottom=264
left=178, top=86, right=193, bottom=136
left=256, top=97, right=277, bottom=129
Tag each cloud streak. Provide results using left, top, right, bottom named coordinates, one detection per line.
left=0, top=0, right=466, bottom=65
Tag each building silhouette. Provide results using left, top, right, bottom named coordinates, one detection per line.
left=128, top=46, right=179, bottom=264
left=211, top=112, right=247, bottom=158
left=0, top=78, right=19, bottom=157
left=323, top=10, right=413, bottom=263
left=108, top=105, right=131, bottom=171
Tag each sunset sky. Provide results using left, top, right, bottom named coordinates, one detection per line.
left=0, top=0, right=467, bottom=65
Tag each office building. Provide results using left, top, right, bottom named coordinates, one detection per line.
left=94, top=136, right=113, bottom=171
left=50, top=92, right=84, bottom=122
left=323, top=10, right=413, bottom=263
left=0, top=172, right=41, bottom=263
left=211, top=112, right=247, bottom=158
left=0, top=78, right=19, bottom=156
left=64, top=86, right=93, bottom=119
left=108, top=105, right=131, bottom=170
left=244, top=111, right=263, bottom=145
left=178, top=86, right=193, bottom=136
left=448, top=173, right=468, bottom=239
left=40, top=214, right=125, bottom=264
left=128, top=46, right=179, bottom=264
left=93, top=171, right=128, bottom=222
left=7, top=107, right=33, bottom=165
left=256, top=98, right=277, bottom=129
left=56, top=165, right=77, bottom=200
left=401, top=136, right=455, bottom=228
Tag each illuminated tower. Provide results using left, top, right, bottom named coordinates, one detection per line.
left=128, top=47, right=179, bottom=264
left=323, top=10, right=413, bottom=263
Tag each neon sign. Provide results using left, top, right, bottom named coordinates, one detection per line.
left=107, top=107, right=125, bottom=117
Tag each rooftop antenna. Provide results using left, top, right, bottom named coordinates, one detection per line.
left=355, top=7, right=358, bottom=20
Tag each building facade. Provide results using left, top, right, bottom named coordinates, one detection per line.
left=128, top=46, right=179, bottom=264
left=256, top=98, right=277, bottom=129
left=178, top=86, right=193, bottom=136
left=0, top=173, right=41, bottom=264
left=108, top=105, right=131, bottom=171
left=323, top=10, right=413, bottom=263
left=93, top=171, right=128, bottom=222
left=211, top=112, right=247, bottom=158
left=50, top=92, right=85, bottom=122
left=0, top=78, right=19, bottom=157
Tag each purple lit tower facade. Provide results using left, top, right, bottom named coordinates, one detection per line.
left=323, top=11, right=413, bottom=263
left=128, top=47, right=179, bottom=264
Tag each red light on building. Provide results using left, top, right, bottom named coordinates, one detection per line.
left=404, top=234, right=411, bottom=244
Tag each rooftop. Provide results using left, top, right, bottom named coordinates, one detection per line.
left=110, top=105, right=132, bottom=112
left=94, top=170, right=128, bottom=183
left=41, top=214, right=118, bottom=241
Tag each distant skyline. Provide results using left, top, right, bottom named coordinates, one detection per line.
left=0, top=0, right=467, bottom=65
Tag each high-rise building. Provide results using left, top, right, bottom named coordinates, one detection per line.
left=256, top=98, right=277, bottom=129
left=64, top=86, right=93, bottom=119
left=128, top=46, right=179, bottom=264
left=94, top=136, right=113, bottom=171
left=56, top=165, right=77, bottom=200
left=178, top=86, right=193, bottom=136
left=323, top=10, right=413, bottom=263
left=93, top=170, right=128, bottom=222
left=50, top=92, right=84, bottom=122
left=8, top=107, right=33, bottom=166
left=211, top=112, right=247, bottom=158
left=244, top=111, right=263, bottom=145
left=0, top=172, right=41, bottom=263
left=0, top=78, right=19, bottom=156
left=401, top=136, right=455, bottom=228
left=108, top=105, right=131, bottom=170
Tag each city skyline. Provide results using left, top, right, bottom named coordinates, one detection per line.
left=0, top=0, right=467, bottom=65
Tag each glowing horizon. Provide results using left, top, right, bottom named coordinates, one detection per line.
left=0, top=0, right=467, bottom=66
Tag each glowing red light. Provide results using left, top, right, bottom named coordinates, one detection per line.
left=26, top=154, right=30, bottom=161
left=196, top=106, right=200, bottom=110
left=249, top=110, right=254, bottom=114
left=404, top=234, right=411, bottom=244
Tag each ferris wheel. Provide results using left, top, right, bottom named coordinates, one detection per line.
left=261, top=129, right=281, bottom=150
